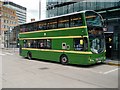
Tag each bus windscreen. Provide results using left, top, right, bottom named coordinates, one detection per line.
left=86, top=11, right=105, bottom=54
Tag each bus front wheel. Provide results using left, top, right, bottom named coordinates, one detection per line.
left=27, top=52, right=32, bottom=60
left=60, top=55, right=68, bottom=65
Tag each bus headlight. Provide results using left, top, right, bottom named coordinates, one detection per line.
left=89, top=57, right=94, bottom=62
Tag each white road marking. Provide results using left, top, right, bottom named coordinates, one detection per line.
left=0, top=52, right=13, bottom=56
left=0, top=53, right=5, bottom=56
left=103, top=68, right=119, bottom=74
left=64, top=65, right=120, bottom=75
left=63, top=66, right=104, bottom=74
left=5, top=53, right=13, bottom=55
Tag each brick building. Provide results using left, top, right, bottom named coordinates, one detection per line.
left=0, top=1, right=18, bottom=48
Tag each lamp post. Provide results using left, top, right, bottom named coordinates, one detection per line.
left=7, top=27, right=12, bottom=48
left=7, top=30, right=9, bottom=48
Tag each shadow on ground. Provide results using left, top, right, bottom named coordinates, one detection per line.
left=21, top=56, right=106, bottom=68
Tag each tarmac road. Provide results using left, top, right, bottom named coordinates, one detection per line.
left=1, top=49, right=119, bottom=88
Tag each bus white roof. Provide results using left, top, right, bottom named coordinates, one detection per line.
left=21, top=10, right=95, bottom=25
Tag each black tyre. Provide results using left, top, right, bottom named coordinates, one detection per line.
left=27, top=52, right=32, bottom=60
left=60, top=55, right=68, bottom=65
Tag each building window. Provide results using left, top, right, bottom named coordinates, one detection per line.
left=58, top=6, right=64, bottom=16
left=63, top=5, right=68, bottom=14
left=68, top=4, right=73, bottom=13
left=74, top=3, right=80, bottom=12
left=54, top=7, right=58, bottom=16
left=82, top=1, right=87, bottom=10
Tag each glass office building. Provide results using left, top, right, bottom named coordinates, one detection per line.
left=46, top=0, right=120, bottom=60
left=46, top=0, right=119, bottom=17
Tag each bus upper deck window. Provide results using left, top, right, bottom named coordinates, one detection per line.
left=58, top=16, right=69, bottom=28
left=85, top=11, right=103, bottom=27
left=70, top=14, right=82, bottom=27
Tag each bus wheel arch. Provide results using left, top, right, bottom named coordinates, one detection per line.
left=27, top=51, right=32, bottom=60
left=60, top=54, right=69, bottom=65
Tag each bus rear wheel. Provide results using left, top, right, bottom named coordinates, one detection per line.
left=27, top=52, right=32, bottom=60
left=60, top=55, right=68, bottom=65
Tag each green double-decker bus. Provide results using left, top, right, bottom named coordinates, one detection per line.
left=19, top=10, right=106, bottom=65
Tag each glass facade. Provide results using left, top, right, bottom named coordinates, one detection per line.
left=68, top=4, right=73, bottom=13
left=63, top=5, right=68, bottom=14
left=112, top=25, right=120, bottom=60
left=46, top=0, right=120, bottom=18
left=73, top=2, right=79, bottom=12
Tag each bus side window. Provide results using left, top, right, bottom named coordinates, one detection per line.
left=58, top=18, right=65, bottom=28
left=23, top=40, right=27, bottom=48
left=24, top=39, right=52, bottom=49
left=47, top=39, right=52, bottom=49
left=39, top=22, right=47, bottom=30
left=70, top=14, right=82, bottom=27
left=27, top=40, right=31, bottom=48
left=84, top=37, right=88, bottom=51
left=74, top=38, right=88, bottom=51
left=39, top=40, right=44, bottom=48
left=58, top=16, right=69, bottom=28
left=28, top=25, right=31, bottom=32
left=43, top=23, right=47, bottom=30
left=36, top=23, right=39, bottom=30
left=38, top=23, right=43, bottom=30
left=33, top=40, right=37, bottom=48
left=39, top=39, right=52, bottom=49
left=74, top=38, right=84, bottom=51
left=29, top=24, right=34, bottom=31
left=47, top=19, right=57, bottom=30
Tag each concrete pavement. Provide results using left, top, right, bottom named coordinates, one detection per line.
left=0, top=48, right=2, bottom=89
left=105, top=59, right=120, bottom=66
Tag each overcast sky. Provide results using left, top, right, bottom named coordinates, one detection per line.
left=2, top=0, right=40, bottom=22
